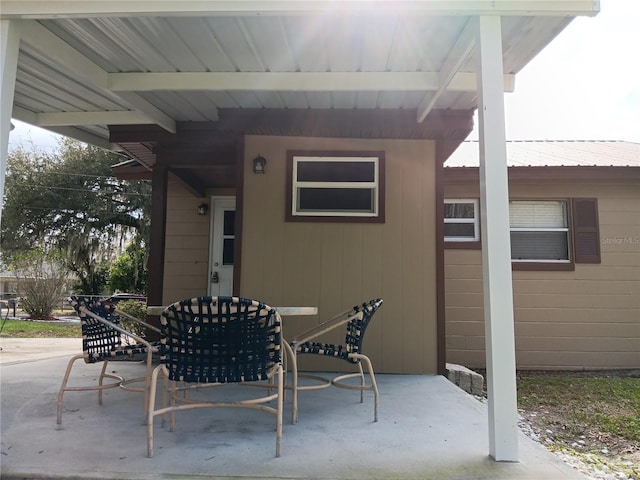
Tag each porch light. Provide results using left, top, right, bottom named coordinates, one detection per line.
left=197, top=203, right=209, bottom=216
left=253, top=155, right=267, bottom=174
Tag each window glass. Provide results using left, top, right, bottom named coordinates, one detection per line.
left=510, top=201, right=567, bottom=228
left=297, top=161, right=375, bottom=182
left=510, top=200, right=570, bottom=262
left=298, top=188, right=373, bottom=212
left=510, top=231, right=569, bottom=261
left=444, top=199, right=479, bottom=242
left=444, top=223, right=476, bottom=238
left=218, top=209, right=235, bottom=265
left=222, top=238, right=234, bottom=265
left=445, top=203, right=475, bottom=219
left=290, top=154, right=381, bottom=219
left=223, top=210, right=235, bottom=236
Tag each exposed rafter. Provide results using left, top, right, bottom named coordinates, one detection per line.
left=12, top=106, right=113, bottom=148
left=417, top=19, right=476, bottom=123
left=13, top=107, right=151, bottom=126
left=108, top=71, right=515, bottom=93
left=19, top=21, right=176, bottom=133
left=0, top=1, right=601, bottom=19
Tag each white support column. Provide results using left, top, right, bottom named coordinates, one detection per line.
left=0, top=20, right=22, bottom=228
left=476, top=16, right=519, bottom=462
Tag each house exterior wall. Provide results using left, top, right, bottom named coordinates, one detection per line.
left=241, top=135, right=438, bottom=374
left=161, top=176, right=211, bottom=302
left=445, top=178, right=640, bottom=370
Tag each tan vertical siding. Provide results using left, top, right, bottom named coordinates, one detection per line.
left=444, top=179, right=640, bottom=370
left=162, top=177, right=211, bottom=303
left=241, top=136, right=438, bottom=374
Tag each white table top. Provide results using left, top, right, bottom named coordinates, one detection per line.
left=146, top=305, right=317, bottom=316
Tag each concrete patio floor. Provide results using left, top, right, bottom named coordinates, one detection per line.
left=0, top=339, right=587, bottom=480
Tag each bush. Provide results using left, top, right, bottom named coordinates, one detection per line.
left=11, top=250, right=69, bottom=319
left=116, top=299, right=147, bottom=337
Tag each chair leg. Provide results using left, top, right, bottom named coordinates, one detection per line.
left=97, top=360, right=110, bottom=405
left=276, top=364, right=283, bottom=457
left=147, top=365, right=161, bottom=458
left=141, top=349, right=154, bottom=425
left=360, top=356, right=379, bottom=422
left=169, top=380, right=178, bottom=432
left=290, top=349, right=299, bottom=424
left=281, top=341, right=298, bottom=424
left=357, top=362, right=365, bottom=403
left=57, top=353, right=84, bottom=425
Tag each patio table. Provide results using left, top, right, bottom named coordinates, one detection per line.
left=146, top=305, right=317, bottom=316
left=146, top=303, right=317, bottom=423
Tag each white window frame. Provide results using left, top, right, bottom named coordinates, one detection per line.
left=509, top=200, right=571, bottom=263
left=291, top=155, right=380, bottom=218
left=444, top=199, right=479, bottom=242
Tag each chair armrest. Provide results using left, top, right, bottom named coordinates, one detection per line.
left=290, top=307, right=363, bottom=346
left=115, top=308, right=162, bottom=334
left=80, top=306, right=158, bottom=351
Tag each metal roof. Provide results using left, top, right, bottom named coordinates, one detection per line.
left=1, top=1, right=599, bottom=150
left=445, top=140, right=640, bottom=168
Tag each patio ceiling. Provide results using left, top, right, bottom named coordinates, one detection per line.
left=2, top=1, right=598, bottom=158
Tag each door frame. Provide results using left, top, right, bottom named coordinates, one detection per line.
left=208, top=196, right=236, bottom=296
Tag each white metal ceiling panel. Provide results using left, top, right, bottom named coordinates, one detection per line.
left=252, top=91, right=286, bottom=109
left=3, top=6, right=589, bottom=147
left=168, top=18, right=238, bottom=73
left=40, top=19, right=133, bottom=73
left=281, top=17, right=328, bottom=73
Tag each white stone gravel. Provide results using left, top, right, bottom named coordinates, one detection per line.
left=516, top=411, right=635, bottom=480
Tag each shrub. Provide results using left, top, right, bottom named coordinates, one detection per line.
left=116, top=299, right=147, bottom=337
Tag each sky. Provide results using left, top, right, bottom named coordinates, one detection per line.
left=8, top=0, right=640, bottom=152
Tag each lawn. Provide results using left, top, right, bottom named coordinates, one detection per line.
left=517, top=370, right=640, bottom=479
left=0, top=318, right=81, bottom=337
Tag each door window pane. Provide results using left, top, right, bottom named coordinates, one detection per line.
left=222, top=239, right=234, bottom=265
left=223, top=211, right=235, bottom=236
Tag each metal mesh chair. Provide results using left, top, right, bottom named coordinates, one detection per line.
left=57, top=296, right=159, bottom=424
left=146, top=296, right=284, bottom=458
left=289, top=298, right=383, bottom=424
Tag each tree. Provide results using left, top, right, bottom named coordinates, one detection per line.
left=11, top=249, right=69, bottom=319
left=108, top=237, right=148, bottom=293
left=1, top=139, right=151, bottom=294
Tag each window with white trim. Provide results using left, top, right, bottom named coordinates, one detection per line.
left=510, top=200, right=570, bottom=262
left=444, top=199, right=479, bottom=242
left=288, top=152, right=384, bottom=221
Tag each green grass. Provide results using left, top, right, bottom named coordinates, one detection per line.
left=517, top=374, right=640, bottom=442
left=0, top=318, right=81, bottom=338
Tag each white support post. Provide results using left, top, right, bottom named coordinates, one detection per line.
left=0, top=20, right=22, bottom=228
left=476, top=16, right=519, bottom=462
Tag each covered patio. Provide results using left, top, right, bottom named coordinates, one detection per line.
left=1, top=0, right=600, bottom=466
left=0, top=341, right=586, bottom=480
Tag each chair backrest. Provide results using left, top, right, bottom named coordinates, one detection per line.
left=160, top=296, right=282, bottom=384
left=345, top=298, right=383, bottom=356
left=70, top=296, right=122, bottom=363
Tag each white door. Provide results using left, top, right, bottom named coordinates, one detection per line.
left=208, top=197, right=236, bottom=296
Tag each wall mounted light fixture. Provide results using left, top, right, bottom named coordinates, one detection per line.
left=253, top=155, right=267, bottom=174
left=197, top=203, right=209, bottom=216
